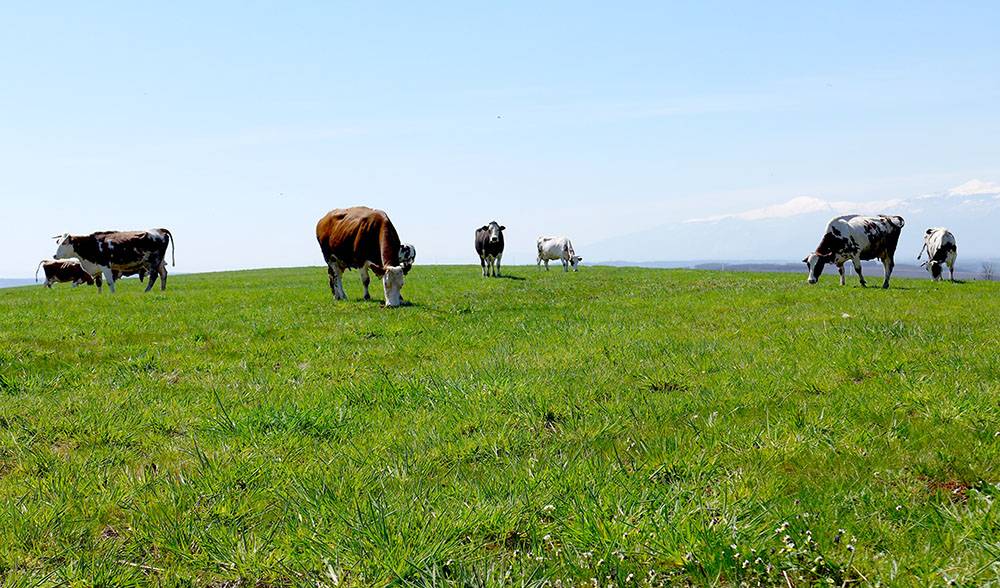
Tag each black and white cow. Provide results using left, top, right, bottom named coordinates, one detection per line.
left=474, top=221, right=505, bottom=277
left=803, top=215, right=905, bottom=288
left=54, top=229, right=175, bottom=293
left=918, top=228, right=957, bottom=281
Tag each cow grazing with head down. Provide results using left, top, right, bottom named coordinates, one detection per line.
left=475, top=221, right=505, bottom=277
left=316, top=206, right=416, bottom=307
left=537, top=236, right=582, bottom=272
left=803, top=214, right=904, bottom=288
left=918, top=228, right=957, bottom=281
left=54, top=229, right=175, bottom=293
left=35, top=259, right=95, bottom=288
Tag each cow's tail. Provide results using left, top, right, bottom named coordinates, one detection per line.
left=162, top=229, right=176, bottom=266
left=917, top=242, right=927, bottom=260
left=34, top=261, right=44, bottom=282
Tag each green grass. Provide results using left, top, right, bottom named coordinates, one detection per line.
left=0, top=266, right=998, bottom=586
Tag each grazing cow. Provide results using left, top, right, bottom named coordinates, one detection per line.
left=803, top=214, right=905, bottom=288
left=537, top=236, right=582, bottom=272
left=35, top=259, right=95, bottom=288
left=53, top=229, right=175, bottom=293
left=918, top=228, right=958, bottom=281
left=475, top=221, right=506, bottom=277
left=316, top=206, right=416, bottom=307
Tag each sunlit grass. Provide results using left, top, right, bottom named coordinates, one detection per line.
left=0, top=266, right=998, bottom=586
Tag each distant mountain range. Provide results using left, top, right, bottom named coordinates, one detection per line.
left=598, top=260, right=994, bottom=281
left=587, top=179, right=1000, bottom=265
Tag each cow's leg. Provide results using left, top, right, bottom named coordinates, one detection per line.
left=145, top=263, right=159, bottom=292
left=489, top=256, right=496, bottom=277
left=851, top=258, right=866, bottom=287
left=838, top=264, right=846, bottom=286
left=881, top=256, right=894, bottom=289
left=495, top=253, right=502, bottom=277
left=949, top=261, right=956, bottom=282
left=159, top=264, right=168, bottom=291
left=562, top=258, right=569, bottom=272
left=45, top=279, right=52, bottom=289
left=480, top=255, right=487, bottom=277
left=327, top=263, right=345, bottom=300
left=102, top=267, right=116, bottom=293
left=94, top=273, right=102, bottom=292
left=537, top=255, right=542, bottom=270
left=360, top=266, right=371, bottom=300
left=544, top=259, right=550, bottom=271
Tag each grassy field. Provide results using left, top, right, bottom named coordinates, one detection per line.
left=0, top=266, right=998, bottom=587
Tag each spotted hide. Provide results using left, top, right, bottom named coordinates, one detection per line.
left=918, top=228, right=957, bottom=281
left=803, top=215, right=905, bottom=288
left=54, top=229, right=175, bottom=293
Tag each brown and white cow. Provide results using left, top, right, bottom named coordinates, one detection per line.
left=315, top=206, right=416, bottom=307
left=35, top=259, right=95, bottom=288
left=54, top=229, right=175, bottom=293
left=803, top=214, right=905, bottom=288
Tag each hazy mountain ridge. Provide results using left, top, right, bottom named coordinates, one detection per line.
left=586, top=181, right=1000, bottom=264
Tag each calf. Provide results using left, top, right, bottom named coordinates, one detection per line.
left=537, top=236, right=582, bottom=272
left=54, top=229, right=175, bottom=293
left=35, top=259, right=95, bottom=288
left=475, top=221, right=506, bottom=277
left=803, top=215, right=905, bottom=288
left=316, top=206, right=416, bottom=307
left=918, top=228, right=957, bottom=281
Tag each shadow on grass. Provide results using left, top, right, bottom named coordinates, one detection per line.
left=493, top=274, right=526, bottom=281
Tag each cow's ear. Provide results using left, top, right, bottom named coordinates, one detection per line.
left=479, top=226, right=488, bottom=231
left=802, top=257, right=809, bottom=263
left=499, top=226, right=506, bottom=231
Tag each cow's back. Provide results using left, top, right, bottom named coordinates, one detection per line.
left=317, top=206, right=400, bottom=270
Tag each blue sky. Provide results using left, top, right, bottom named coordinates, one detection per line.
left=2, top=1, right=999, bottom=276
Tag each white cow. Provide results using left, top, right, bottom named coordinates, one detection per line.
left=537, top=236, right=582, bottom=272
left=917, top=228, right=957, bottom=281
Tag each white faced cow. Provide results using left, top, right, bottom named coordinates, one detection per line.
left=316, top=206, right=416, bottom=307
left=475, top=221, right=505, bottom=277
left=803, top=215, right=905, bottom=289
left=918, top=228, right=957, bottom=281
left=537, top=236, right=582, bottom=272
left=54, top=229, right=175, bottom=293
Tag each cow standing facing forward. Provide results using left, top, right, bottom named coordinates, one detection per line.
left=537, top=236, right=582, bottom=272
left=316, top=206, right=416, bottom=307
left=54, top=229, right=175, bottom=293
left=475, top=221, right=505, bottom=277
left=918, top=228, right=958, bottom=281
left=803, top=215, right=905, bottom=288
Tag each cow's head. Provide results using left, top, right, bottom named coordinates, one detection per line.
left=481, top=221, right=505, bottom=245
left=382, top=265, right=406, bottom=307
left=926, top=260, right=943, bottom=279
left=570, top=255, right=583, bottom=271
left=803, top=252, right=832, bottom=284
left=399, top=243, right=416, bottom=274
left=53, top=234, right=75, bottom=260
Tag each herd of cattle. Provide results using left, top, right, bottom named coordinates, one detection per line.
left=35, top=207, right=959, bottom=305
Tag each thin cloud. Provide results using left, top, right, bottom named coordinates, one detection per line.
left=946, top=179, right=1000, bottom=198
left=685, top=196, right=905, bottom=223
